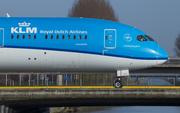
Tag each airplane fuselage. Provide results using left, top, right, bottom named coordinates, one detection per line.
left=0, top=17, right=168, bottom=73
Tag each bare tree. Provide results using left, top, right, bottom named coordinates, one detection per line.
left=68, top=0, right=119, bottom=22
left=174, top=34, right=180, bottom=56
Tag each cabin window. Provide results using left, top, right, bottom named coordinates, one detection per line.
left=51, top=35, right=53, bottom=39
left=17, top=35, right=19, bottom=39
left=34, top=35, right=36, bottom=39
left=22, top=35, right=25, bottom=39
left=68, top=35, right=70, bottom=39
left=62, top=35, right=65, bottom=39
left=45, top=35, right=48, bottom=39
left=73, top=35, right=76, bottom=39
left=144, top=35, right=154, bottom=41
left=11, top=35, right=13, bottom=39
left=79, top=35, right=81, bottom=39
left=137, top=35, right=147, bottom=42
left=28, top=35, right=31, bottom=39
left=56, top=35, right=59, bottom=39
left=85, top=35, right=87, bottom=39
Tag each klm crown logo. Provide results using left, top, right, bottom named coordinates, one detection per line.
left=11, top=21, right=37, bottom=34
left=18, top=21, right=31, bottom=27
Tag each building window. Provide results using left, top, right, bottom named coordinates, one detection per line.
left=17, top=35, right=19, bottom=39
left=56, top=35, right=59, bottom=39
left=79, top=35, right=81, bottom=39
left=11, top=35, right=13, bottom=39
left=68, top=35, right=70, bottom=39
left=51, top=35, right=53, bottom=39
left=62, top=35, right=65, bottom=39
left=34, top=35, right=36, bottom=39
left=45, top=35, right=48, bottom=39
left=22, top=35, right=25, bottom=39
left=85, top=35, right=87, bottom=39
left=28, top=35, right=31, bottom=39
left=73, top=35, right=76, bottom=39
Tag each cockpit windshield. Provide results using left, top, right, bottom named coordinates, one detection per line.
left=144, top=35, right=154, bottom=41
left=137, top=35, right=147, bottom=41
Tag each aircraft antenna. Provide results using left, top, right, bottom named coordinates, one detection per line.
left=6, top=13, right=10, bottom=18
left=133, top=27, right=136, bottom=30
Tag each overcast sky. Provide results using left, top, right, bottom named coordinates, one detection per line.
left=0, top=0, right=180, bottom=57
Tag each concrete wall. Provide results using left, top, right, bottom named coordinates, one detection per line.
left=57, top=75, right=63, bottom=86
left=1, top=89, right=180, bottom=108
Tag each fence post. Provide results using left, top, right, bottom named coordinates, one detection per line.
left=103, top=79, right=105, bottom=86
left=13, top=80, right=14, bottom=90
left=29, top=74, right=30, bottom=86
left=148, top=79, right=149, bottom=90
left=114, top=80, right=115, bottom=89
left=37, top=74, right=39, bottom=86
left=80, top=79, right=82, bottom=89
left=66, top=74, right=67, bottom=86
left=42, top=74, right=43, bottom=85
left=136, top=76, right=138, bottom=85
left=5, top=74, right=7, bottom=86
left=47, top=79, right=48, bottom=90
left=56, top=79, right=58, bottom=86
left=127, top=78, right=128, bottom=86
left=19, top=74, right=21, bottom=86
left=10, top=79, right=11, bottom=86
left=45, top=74, right=46, bottom=85
left=33, top=79, right=35, bottom=86
left=52, top=74, right=53, bottom=85
left=71, top=74, right=72, bottom=84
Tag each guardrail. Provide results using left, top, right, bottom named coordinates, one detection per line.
left=0, top=86, right=180, bottom=90
left=163, top=57, right=180, bottom=64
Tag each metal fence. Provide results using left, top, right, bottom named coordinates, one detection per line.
left=0, top=74, right=178, bottom=87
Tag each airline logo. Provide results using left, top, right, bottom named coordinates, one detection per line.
left=123, top=33, right=132, bottom=42
left=11, top=22, right=37, bottom=33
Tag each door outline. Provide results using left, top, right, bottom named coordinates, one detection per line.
left=104, top=29, right=116, bottom=49
left=0, top=28, right=4, bottom=47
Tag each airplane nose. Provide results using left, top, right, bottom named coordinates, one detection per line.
left=157, top=45, right=168, bottom=65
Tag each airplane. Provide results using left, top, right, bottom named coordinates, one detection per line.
left=0, top=17, right=168, bottom=88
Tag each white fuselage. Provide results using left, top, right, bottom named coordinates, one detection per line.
left=0, top=48, right=166, bottom=74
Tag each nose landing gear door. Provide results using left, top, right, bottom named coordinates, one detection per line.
left=0, top=29, right=4, bottom=47
left=104, top=29, right=116, bottom=49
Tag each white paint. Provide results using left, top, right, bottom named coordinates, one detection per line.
left=11, top=27, right=37, bottom=33
left=123, top=33, right=132, bottom=42
left=102, top=50, right=108, bottom=55
left=0, top=48, right=166, bottom=73
left=11, top=22, right=37, bottom=33
left=117, top=70, right=129, bottom=77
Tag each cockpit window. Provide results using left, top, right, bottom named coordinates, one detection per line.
left=137, top=35, right=147, bottom=42
left=144, top=35, right=154, bottom=41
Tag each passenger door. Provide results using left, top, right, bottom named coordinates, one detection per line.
left=0, top=29, right=4, bottom=47
left=104, top=29, right=116, bottom=49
